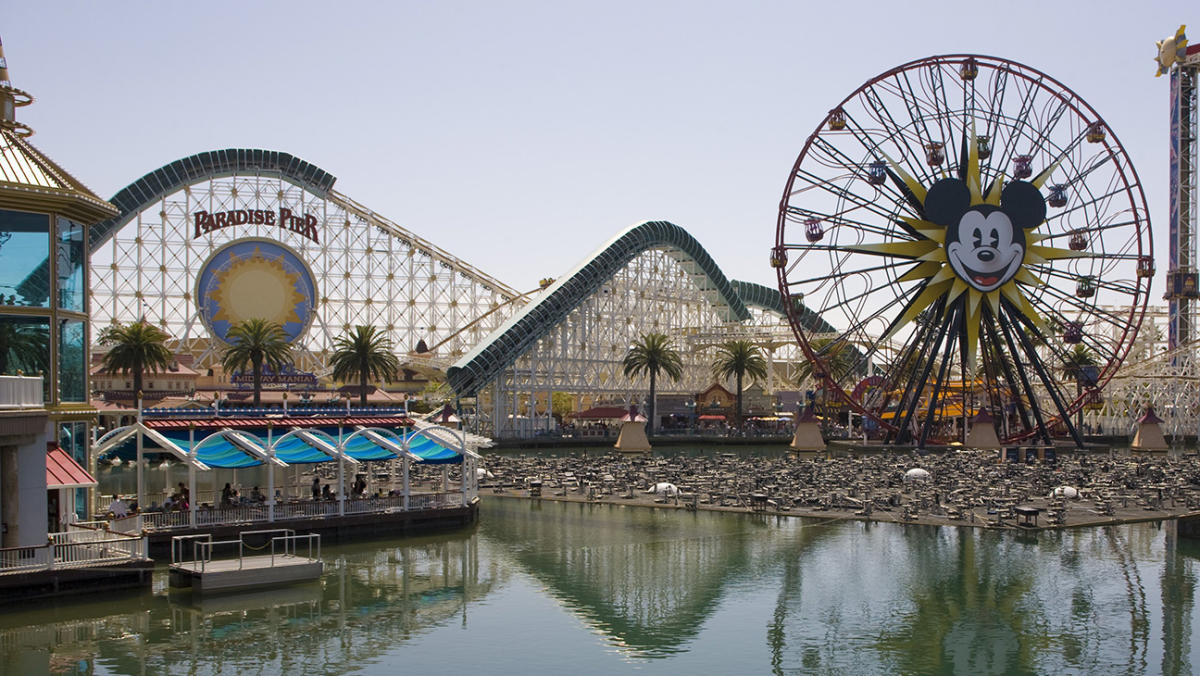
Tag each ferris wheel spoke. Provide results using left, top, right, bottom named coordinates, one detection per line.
left=1038, top=217, right=1138, bottom=243
left=786, top=259, right=919, bottom=286
left=811, top=127, right=926, bottom=215
left=791, top=167, right=923, bottom=226
left=784, top=203, right=918, bottom=242
left=859, top=86, right=931, bottom=180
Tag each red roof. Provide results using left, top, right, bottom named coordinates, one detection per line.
left=143, top=416, right=413, bottom=430
left=46, top=446, right=97, bottom=489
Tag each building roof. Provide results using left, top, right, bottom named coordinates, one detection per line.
left=46, top=446, right=97, bottom=489
left=143, top=415, right=414, bottom=431
left=0, top=46, right=118, bottom=223
left=90, top=362, right=200, bottom=377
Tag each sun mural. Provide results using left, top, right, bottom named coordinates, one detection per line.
left=196, top=239, right=317, bottom=344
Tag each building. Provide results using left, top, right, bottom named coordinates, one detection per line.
left=0, top=43, right=120, bottom=540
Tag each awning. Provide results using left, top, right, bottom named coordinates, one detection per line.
left=698, top=414, right=726, bottom=421
left=47, top=446, right=97, bottom=489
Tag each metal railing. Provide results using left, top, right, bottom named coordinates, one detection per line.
left=0, top=524, right=147, bottom=575
left=170, top=529, right=318, bottom=572
left=0, top=374, right=42, bottom=409
left=141, top=492, right=466, bottom=532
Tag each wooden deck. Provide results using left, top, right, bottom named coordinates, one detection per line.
left=170, top=554, right=322, bottom=593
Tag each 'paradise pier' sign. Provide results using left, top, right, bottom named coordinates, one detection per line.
left=193, top=208, right=320, bottom=244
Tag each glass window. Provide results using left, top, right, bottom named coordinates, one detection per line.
left=55, top=217, right=86, bottom=312
left=59, top=421, right=90, bottom=520
left=58, top=318, right=87, bottom=403
left=0, top=209, right=51, bottom=308
left=0, top=314, right=50, bottom=375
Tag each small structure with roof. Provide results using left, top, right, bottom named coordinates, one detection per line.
left=789, top=405, right=825, bottom=452
left=1131, top=406, right=1169, bottom=453
left=965, top=409, right=1002, bottom=450
left=614, top=405, right=651, bottom=452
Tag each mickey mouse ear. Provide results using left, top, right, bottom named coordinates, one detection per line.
left=924, top=179, right=971, bottom=226
left=1001, top=181, right=1047, bottom=229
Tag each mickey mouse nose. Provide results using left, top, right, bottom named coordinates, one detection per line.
left=978, top=250, right=995, bottom=262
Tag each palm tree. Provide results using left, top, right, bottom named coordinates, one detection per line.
left=330, top=325, right=401, bottom=406
left=711, top=340, right=769, bottom=427
left=0, top=320, right=50, bottom=376
left=97, top=320, right=172, bottom=399
left=221, top=318, right=292, bottom=407
left=622, top=333, right=683, bottom=435
left=797, top=338, right=857, bottom=385
left=1061, top=344, right=1098, bottom=434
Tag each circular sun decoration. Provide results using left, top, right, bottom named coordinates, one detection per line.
left=196, top=239, right=318, bottom=344
left=774, top=55, right=1152, bottom=446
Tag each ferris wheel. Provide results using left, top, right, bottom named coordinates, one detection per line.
left=774, top=54, right=1153, bottom=446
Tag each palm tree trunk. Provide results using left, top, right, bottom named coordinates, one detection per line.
left=360, top=354, right=368, bottom=407
left=133, top=355, right=143, bottom=402
left=736, top=371, right=744, bottom=428
left=253, top=356, right=263, bottom=407
left=648, top=369, right=657, bottom=437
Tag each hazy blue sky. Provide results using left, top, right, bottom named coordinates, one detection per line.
left=0, top=2, right=1190, bottom=293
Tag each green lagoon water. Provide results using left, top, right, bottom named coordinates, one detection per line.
left=3, top=497, right=1200, bottom=675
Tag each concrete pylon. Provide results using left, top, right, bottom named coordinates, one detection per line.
left=1131, top=406, right=1169, bottom=452
left=614, top=405, right=651, bottom=452
left=965, top=409, right=1002, bottom=450
left=789, top=405, right=825, bottom=452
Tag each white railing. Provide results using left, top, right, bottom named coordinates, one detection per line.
left=0, top=525, right=147, bottom=575
left=140, top=493, right=467, bottom=532
left=0, top=375, right=43, bottom=409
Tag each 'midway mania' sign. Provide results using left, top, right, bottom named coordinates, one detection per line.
left=230, top=363, right=318, bottom=388
left=193, top=208, right=320, bottom=244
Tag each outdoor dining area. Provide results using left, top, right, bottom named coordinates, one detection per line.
left=93, top=410, right=481, bottom=536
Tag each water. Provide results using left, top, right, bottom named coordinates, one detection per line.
left=4, top=499, right=1200, bottom=675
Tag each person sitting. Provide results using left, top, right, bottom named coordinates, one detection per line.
left=221, top=482, right=234, bottom=508
left=353, top=476, right=367, bottom=497
left=251, top=485, right=265, bottom=503
left=109, top=494, right=129, bottom=519
left=321, top=484, right=334, bottom=501
left=311, top=476, right=321, bottom=501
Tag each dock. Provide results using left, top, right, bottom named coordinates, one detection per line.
left=169, top=529, right=322, bottom=593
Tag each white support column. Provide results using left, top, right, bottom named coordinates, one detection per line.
left=402, top=456, right=410, bottom=510
left=442, top=466, right=449, bottom=493
left=266, top=424, right=275, bottom=523
left=136, top=392, right=144, bottom=512
left=267, top=448, right=275, bottom=522
left=337, top=423, right=345, bottom=517
left=188, top=425, right=197, bottom=528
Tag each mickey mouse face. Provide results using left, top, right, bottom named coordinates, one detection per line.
left=924, top=178, right=1047, bottom=293
left=946, top=206, right=1024, bottom=292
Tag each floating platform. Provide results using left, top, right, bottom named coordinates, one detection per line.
left=169, top=529, right=322, bottom=594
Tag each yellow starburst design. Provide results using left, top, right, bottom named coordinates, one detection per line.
left=843, top=124, right=1083, bottom=369
left=208, top=246, right=305, bottom=328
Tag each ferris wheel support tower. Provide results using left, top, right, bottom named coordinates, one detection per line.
left=1164, top=28, right=1200, bottom=349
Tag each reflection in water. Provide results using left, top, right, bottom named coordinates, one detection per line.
left=481, top=499, right=836, bottom=658
left=2, top=500, right=1200, bottom=674
left=0, top=529, right=503, bottom=675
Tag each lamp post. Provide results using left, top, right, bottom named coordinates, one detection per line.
left=686, top=399, right=696, bottom=435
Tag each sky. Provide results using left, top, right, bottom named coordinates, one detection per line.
left=0, top=1, right=1191, bottom=295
